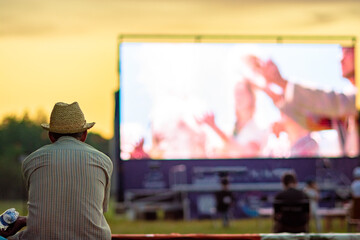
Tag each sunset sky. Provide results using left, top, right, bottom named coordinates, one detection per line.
left=1, top=0, right=360, bottom=139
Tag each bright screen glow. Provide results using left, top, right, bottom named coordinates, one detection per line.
left=119, top=42, right=358, bottom=160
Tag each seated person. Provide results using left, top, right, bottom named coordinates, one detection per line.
left=273, top=172, right=310, bottom=233
left=1, top=102, right=113, bottom=239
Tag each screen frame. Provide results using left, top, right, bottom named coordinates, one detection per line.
left=117, top=34, right=358, bottom=160
left=114, top=33, right=358, bottom=203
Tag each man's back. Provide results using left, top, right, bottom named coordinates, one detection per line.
left=216, top=190, right=233, bottom=213
left=13, top=136, right=113, bottom=240
left=274, top=187, right=309, bottom=233
left=275, top=187, right=308, bottom=202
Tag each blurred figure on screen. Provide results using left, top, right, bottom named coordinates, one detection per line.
left=123, top=95, right=209, bottom=160
left=129, top=118, right=208, bottom=160
left=198, top=80, right=268, bottom=158
left=129, top=138, right=151, bottom=160
left=262, top=121, right=291, bottom=158
left=264, top=112, right=319, bottom=158
left=251, top=47, right=358, bottom=157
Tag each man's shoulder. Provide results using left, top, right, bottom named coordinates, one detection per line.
left=21, top=143, right=55, bottom=174
left=275, top=190, right=286, bottom=200
left=294, top=188, right=308, bottom=199
left=78, top=140, right=113, bottom=171
left=82, top=141, right=112, bottom=162
left=57, top=137, right=108, bottom=156
left=23, top=138, right=112, bottom=166
left=275, top=188, right=308, bottom=200
left=23, top=143, right=52, bottom=162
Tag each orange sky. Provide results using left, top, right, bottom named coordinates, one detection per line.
left=1, top=0, right=360, bottom=139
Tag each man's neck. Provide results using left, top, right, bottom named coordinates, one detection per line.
left=285, top=183, right=297, bottom=189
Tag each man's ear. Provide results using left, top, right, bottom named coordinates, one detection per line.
left=80, top=130, right=88, bottom=142
left=49, top=132, right=56, bottom=143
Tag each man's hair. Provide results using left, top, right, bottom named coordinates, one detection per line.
left=221, top=178, right=229, bottom=186
left=282, top=172, right=297, bottom=187
left=49, top=131, right=85, bottom=141
left=306, top=179, right=315, bottom=186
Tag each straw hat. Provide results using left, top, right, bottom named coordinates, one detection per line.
left=41, top=102, right=95, bottom=134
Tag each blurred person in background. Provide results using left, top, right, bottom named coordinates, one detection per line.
left=274, top=172, right=310, bottom=233
left=351, top=166, right=360, bottom=197
left=347, top=166, right=360, bottom=231
left=215, top=177, right=235, bottom=228
left=303, top=179, right=322, bottom=232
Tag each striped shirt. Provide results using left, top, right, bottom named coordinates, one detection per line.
left=10, top=136, right=113, bottom=240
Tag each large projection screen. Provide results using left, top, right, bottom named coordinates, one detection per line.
left=118, top=35, right=358, bottom=161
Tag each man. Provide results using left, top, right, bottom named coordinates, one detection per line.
left=351, top=166, right=360, bottom=197
left=253, top=47, right=358, bottom=156
left=2, top=102, right=113, bottom=239
left=273, top=172, right=309, bottom=233
left=303, top=179, right=322, bottom=232
left=215, top=177, right=234, bottom=227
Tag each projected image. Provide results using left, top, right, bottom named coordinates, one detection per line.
left=119, top=42, right=358, bottom=160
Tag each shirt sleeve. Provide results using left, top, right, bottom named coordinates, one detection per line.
left=282, top=82, right=357, bottom=118
left=102, top=157, right=113, bottom=213
left=7, top=230, right=23, bottom=240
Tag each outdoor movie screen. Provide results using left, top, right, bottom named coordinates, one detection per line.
left=119, top=42, right=358, bottom=160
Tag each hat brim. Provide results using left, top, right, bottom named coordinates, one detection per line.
left=41, top=122, right=95, bottom=134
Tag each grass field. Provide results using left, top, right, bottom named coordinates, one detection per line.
left=105, top=212, right=349, bottom=234
left=0, top=200, right=349, bottom=234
